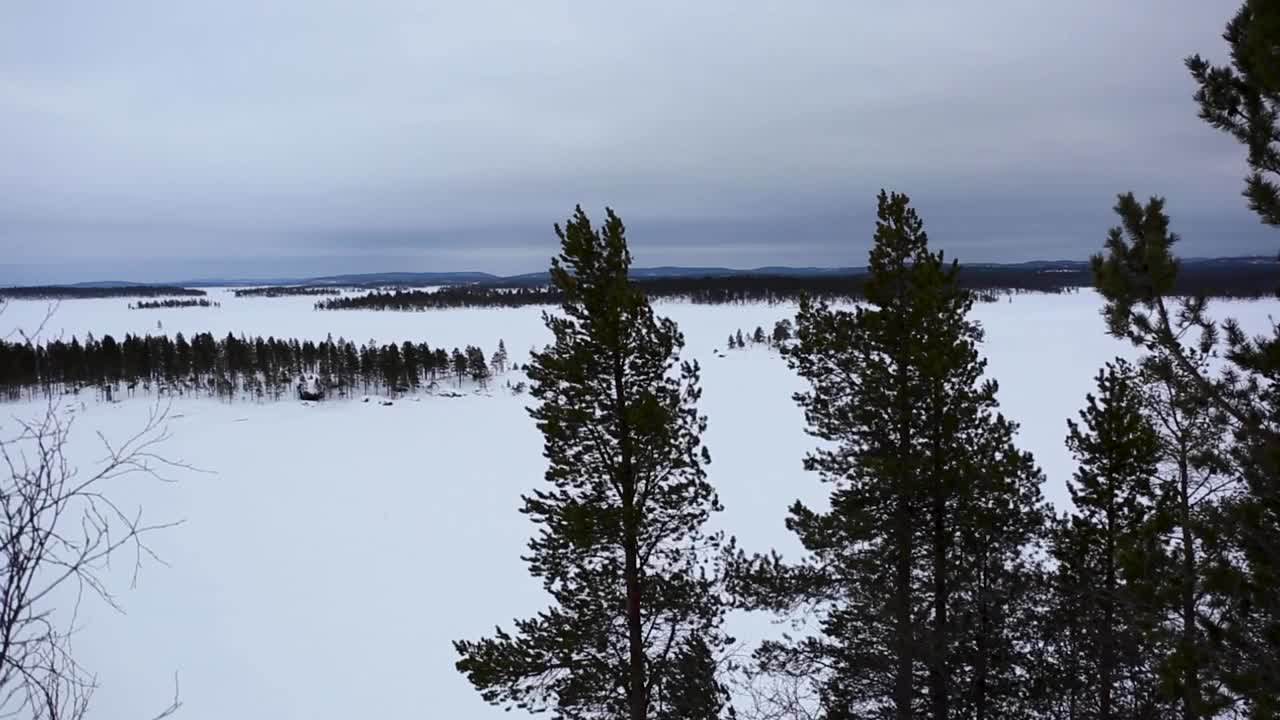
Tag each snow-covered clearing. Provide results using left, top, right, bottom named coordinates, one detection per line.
left=0, top=290, right=1276, bottom=718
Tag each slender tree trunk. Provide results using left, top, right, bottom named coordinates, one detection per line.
left=895, top=491, right=914, bottom=720
left=973, top=564, right=989, bottom=720
left=1178, top=455, right=1200, bottom=720
left=930, top=489, right=949, bottom=720
left=625, top=528, right=645, bottom=720
left=974, top=610, right=988, bottom=720
left=1102, top=512, right=1116, bottom=720
left=615, top=354, right=647, bottom=720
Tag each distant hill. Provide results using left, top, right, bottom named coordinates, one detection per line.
left=6, top=256, right=1275, bottom=294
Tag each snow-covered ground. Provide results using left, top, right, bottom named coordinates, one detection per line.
left=0, top=290, right=1276, bottom=718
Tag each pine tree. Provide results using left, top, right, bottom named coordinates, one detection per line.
left=1093, top=193, right=1280, bottom=714
left=1187, top=0, right=1280, bottom=225
left=771, top=319, right=792, bottom=346
left=1060, top=360, right=1168, bottom=720
left=652, top=635, right=736, bottom=720
left=454, top=207, right=729, bottom=720
left=1140, top=351, right=1233, bottom=719
left=451, top=348, right=467, bottom=387
left=467, top=345, right=491, bottom=389
left=492, top=339, right=509, bottom=375
left=734, top=191, right=1046, bottom=720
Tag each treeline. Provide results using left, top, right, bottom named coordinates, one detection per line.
left=233, top=286, right=342, bottom=297
left=0, top=333, right=511, bottom=402
left=316, top=285, right=555, bottom=310
left=314, top=260, right=1277, bottom=312
left=130, top=299, right=220, bottom=309
left=0, top=286, right=205, bottom=300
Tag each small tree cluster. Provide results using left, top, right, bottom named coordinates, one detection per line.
left=130, top=299, right=220, bottom=309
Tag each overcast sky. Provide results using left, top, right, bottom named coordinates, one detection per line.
left=0, top=1, right=1269, bottom=283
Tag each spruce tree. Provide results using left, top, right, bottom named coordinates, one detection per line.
left=734, top=191, right=1047, bottom=720
left=454, top=207, right=729, bottom=720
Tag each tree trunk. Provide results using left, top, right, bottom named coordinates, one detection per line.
left=615, top=354, right=647, bottom=720
left=974, top=566, right=989, bottom=720
left=1178, top=455, right=1200, bottom=720
left=625, top=533, right=645, bottom=720
left=930, top=489, right=949, bottom=720
left=1102, top=511, right=1116, bottom=720
left=895, top=490, right=914, bottom=720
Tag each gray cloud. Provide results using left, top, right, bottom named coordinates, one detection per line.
left=0, top=1, right=1270, bottom=283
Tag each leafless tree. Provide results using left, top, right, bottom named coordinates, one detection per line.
left=730, top=661, right=821, bottom=720
left=0, top=303, right=188, bottom=719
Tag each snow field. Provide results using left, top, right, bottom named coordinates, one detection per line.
left=0, top=291, right=1275, bottom=718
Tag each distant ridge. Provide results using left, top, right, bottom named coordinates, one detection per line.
left=6, top=256, right=1275, bottom=291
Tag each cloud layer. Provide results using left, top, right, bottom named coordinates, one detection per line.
left=0, top=1, right=1268, bottom=282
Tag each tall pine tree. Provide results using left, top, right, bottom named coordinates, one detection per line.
left=734, top=191, right=1046, bottom=720
left=454, top=207, right=730, bottom=720
left=1094, top=192, right=1280, bottom=715
left=1058, top=360, right=1169, bottom=720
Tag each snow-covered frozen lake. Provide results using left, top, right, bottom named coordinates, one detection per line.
left=0, top=290, right=1276, bottom=719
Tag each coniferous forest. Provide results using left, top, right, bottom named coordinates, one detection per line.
left=0, top=333, right=505, bottom=402
left=233, top=286, right=342, bottom=297
left=312, top=260, right=1279, bottom=312
left=0, top=286, right=206, bottom=300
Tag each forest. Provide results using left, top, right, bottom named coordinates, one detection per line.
left=314, top=258, right=1278, bottom=312
left=232, top=286, right=342, bottom=297
left=0, top=332, right=510, bottom=402
left=0, top=285, right=206, bottom=300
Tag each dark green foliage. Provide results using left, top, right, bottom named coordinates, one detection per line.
left=130, top=298, right=219, bottom=309
left=770, top=319, right=792, bottom=345
left=466, top=345, right=490, bottom=388
left=312, top=262, right=1280, bottom=313
left=492, top=339, right=509, bottom=374
left=1056, top=360, right=1170, bottom=720
left=1140, top=351, right=1235, bottom=720
left=0, top=333, right=482, bottom=401
left=652, top=636, right=736, bottom=720
left=1188, top=0, right=1280, bottom=225
left=1093, top=188, right=1280, bottom=715
left=0, top=286, right=204, bottom=300
left=453, top=207, right=729, bottom=720
left=233, top=286, right=340, bottom=297
left=733, top=191, right=1047, bottom=720
left=451, top=348, right=467, bottom=387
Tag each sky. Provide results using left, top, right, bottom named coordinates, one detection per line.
left=0, top=1, right=1271, bottom=284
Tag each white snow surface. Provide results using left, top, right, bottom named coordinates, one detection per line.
left=0, top=290, right=1276, bottom=718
